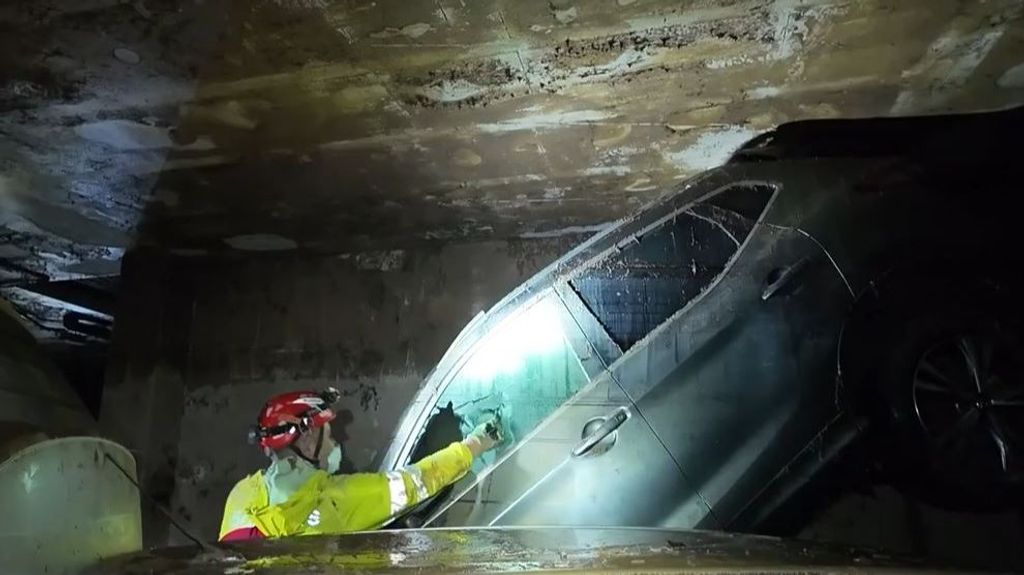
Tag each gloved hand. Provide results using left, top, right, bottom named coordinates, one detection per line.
left=461, top=420, right=503, bottom=458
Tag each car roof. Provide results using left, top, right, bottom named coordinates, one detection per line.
left=730, top=105, right=1024, bottom=163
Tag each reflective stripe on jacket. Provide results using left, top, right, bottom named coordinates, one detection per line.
left=218, top=442, right=472, bottom=540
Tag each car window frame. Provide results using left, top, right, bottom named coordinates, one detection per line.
left=564, top=182, right=781, bottom=369
left=384, top=289, right=606, bottom=471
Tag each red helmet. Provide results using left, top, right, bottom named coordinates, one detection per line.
left=249, top=388, right=340, bottom=451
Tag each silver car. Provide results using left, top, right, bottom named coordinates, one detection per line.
left=380, top=110, right=1024, bottom=532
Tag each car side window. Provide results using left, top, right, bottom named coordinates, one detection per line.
left=569, top=184, right=774, bottom=351
left=414, top=293, right=590, bottom=472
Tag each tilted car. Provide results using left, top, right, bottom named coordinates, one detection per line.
left=380, top=107, right=1024, bottom=532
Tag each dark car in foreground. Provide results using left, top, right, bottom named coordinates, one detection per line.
left=96, top=527, right=961, bottom=574
left=377, top=107, right=1024, bottom=533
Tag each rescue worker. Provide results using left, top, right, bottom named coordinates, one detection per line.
left=218, top=388, right=499, bottom=541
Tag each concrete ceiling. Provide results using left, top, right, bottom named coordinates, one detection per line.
left=2, top=0, right=1024, bottom=281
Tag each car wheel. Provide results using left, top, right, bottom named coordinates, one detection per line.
left=849, top=276, right=1024, bottom=509
left=909, top=331, right=1024, bottom=492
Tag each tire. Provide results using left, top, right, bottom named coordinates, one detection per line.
left=846, top=274, right=1024, bottom=510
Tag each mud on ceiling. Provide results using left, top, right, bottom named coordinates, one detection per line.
left=1, top=0, right=1023, bottom=286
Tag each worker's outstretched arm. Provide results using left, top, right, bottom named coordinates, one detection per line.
left=317, top=425, right=497, bottom=533
left=395, top=441, right=474, bottom=508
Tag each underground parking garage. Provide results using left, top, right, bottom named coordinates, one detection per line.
left=2, top=0, right=1024, bottom=573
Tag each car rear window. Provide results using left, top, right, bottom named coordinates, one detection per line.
left=569, top=184, right=774, bottom=350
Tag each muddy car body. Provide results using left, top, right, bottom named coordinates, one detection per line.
left=380, top=108, right=1024, bottom=531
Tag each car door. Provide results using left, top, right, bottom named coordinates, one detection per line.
left=394, top=289, right=711, bottom=529
left=566, top=182, right=854, bottom=528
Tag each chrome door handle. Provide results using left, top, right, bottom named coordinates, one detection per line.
left=572, top=407, right=630, bottom=457
left=761, top=257, right=810, bottom=300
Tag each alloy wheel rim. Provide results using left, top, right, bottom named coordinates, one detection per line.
left=912, top=332, right=1024, bottom=483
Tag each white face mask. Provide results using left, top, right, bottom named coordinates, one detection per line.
left=325, top=444, right=343, bottom=474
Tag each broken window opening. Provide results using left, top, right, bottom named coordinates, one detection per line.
left=401, top=293, right=591, bottom=526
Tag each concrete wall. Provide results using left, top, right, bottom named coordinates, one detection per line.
left=101, top=235, right=585, bottom=544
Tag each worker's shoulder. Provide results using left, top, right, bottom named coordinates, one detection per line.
left=235, top=468, right=265, bottom=485
left=225, top=469, right=267, bottom=503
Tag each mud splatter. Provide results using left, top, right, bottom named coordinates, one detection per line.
left=997, top=62, right=1024, bottom=88
left=371, top=22, right=433, bottom=40
left=75, top=120, right=173, bottom=150
left=407, top=59, right=520, bottom=108
left=664, top=125, right=758, bottom=171
left=552, top=6, right=578, bottom=25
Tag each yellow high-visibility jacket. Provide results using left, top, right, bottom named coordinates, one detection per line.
left=218, top=442, right=472, bottom=540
